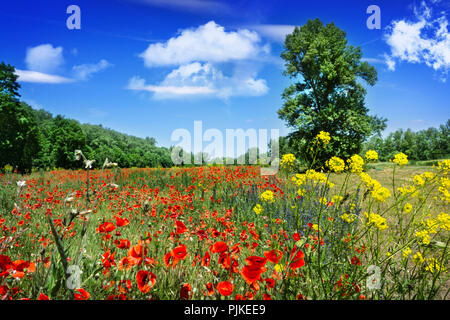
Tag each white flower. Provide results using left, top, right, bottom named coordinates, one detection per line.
left=74, top=150, right=83, bottom=161
left=84, top=159, right=95, bottom=169
left=17, top=180, right=26, bottom=188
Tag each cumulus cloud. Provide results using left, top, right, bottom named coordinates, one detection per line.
left=139, top=21, right=268, bottom=67
left=127, top=62, right=268, bottom=99
left=25, top=44, right=64, bottom=73
left=19, top=44, right=110, bottom=84
left=72, top=59, right=112, bottom=80
left=384, top=0, right=450, bottom=81
left=15, top=69, right=74, bottom=84
left=249, top=24, right=295, bottom=43
left=131, top=21, right=270, bottom=99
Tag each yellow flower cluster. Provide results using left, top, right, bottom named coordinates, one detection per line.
left=364, top=212, right=389, bottom=231
left=392, top=152, right=408, bottom=166
left=397, top=184, right=419, bottom=197
left=412, top=172, right=435, bottom=186
left=437, top=212, right=450, bottom=231
left=360, top=172, right=381, bottom=190
left=292, top=173, right=306, bottom=186
left=413, top=252, right=424, bottom=265
left=297, top=188, right=305, bottom=197
left=437, top=159, right=450, bottom=175
left=316, top=131, right=331, bottom=145
left=414, top=213, right=449, bottom=245
left=424, top=258, right=446, bottom=273
left=326, top=156, right=345, bottom=173
left=260, top=190, right=275, bottom=203
left=365, top=150, right=378, bottom=162
left=331, top=195, right=343, bottom=203
left=371, top=186, right=391, bottom=202
left=253, top=204, right=263, bottom=215
left=340, top=213, right=357, bottom=223
left=438, top=177, right=450, bottom=204
left=319, top=197, right=328, bottom=205
left=293, top=170, right=334, bottom=188
left=403, top=202, right=413, bottom=213
left=347, top=154, right=364, bottom=174
left=280, top=153, right=296, bottom=169
left=402, top=247, right=412, bottom=258
left=359, top=172, right=391, bottom=202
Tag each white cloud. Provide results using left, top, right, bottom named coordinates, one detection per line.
left=15, top=69, right=74, bottom=84
left=139, top=21, right=267, bottom=67
left=361, top=57, right=385, bottom=64
left=249, top=24, right=295, bottom=43
left=127, top=62, right=268, bottom=99
left=25, top=44, right=64, bottom=73
left=72, top=59, right=112, bottom=80
left=384, top=1, right=450, bottom=80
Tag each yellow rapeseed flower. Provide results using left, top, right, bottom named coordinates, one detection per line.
left=413, top=252, right=425, bottom=265
left=365, top=212, right=389, bottom=231
left=403, top=203, right=413, bottom=213
left=392, top=152, right=408, bottom=166
left=365, top=150, right=378, bottom=162
left=347, top=154, right=364, bottom=174
left=253, top=204, right=263, bottom=215
left=316, top=131, right=331, bottom=145
left=260, top=190, right=275, bottom=203
left=280, top=153, right=296, bottom=169
left=326, top=156, right=345, bottom=173
left=371, top=186, right=391, bottom=202
left=402, top=247, right=412, bottom=259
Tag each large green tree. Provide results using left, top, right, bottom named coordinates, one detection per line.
left=278, top=19, right=386, bottom=168
left=49, top=116, right=87, bottom=169
left=0, top=62, right=41, bottom=173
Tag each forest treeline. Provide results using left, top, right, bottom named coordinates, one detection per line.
left=362, top=121, right=449, bottom=162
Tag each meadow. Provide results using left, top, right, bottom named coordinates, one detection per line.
left=0, top=144, right=449, bottom=301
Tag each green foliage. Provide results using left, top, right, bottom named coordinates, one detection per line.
left=0, top=62, right=41, bottom=173
left=363, top=120, right=449, bottom=161
left=0, top=62, right=174, bottom=171
left=278, top=19, right=386, bottom=168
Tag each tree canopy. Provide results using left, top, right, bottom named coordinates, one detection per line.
left=278, top=18, right=387, bottom=168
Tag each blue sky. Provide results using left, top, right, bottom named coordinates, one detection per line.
left=1, top=0, right=449, bottom=149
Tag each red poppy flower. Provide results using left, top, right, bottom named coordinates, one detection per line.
left=245, top=256, right=267, bottom=268
left=74, top=288, right=90, bottom=300
left=240, top=265, right=266, bottom=285
left=163, top=252, right=177, bottom=268
left=180, top=283, right=192, bottom=300
left=217, top=281, right=234, bottom=296
left=175, top=220, right=188, bottom=234
left=118, top=256, right=133, bottom=271
left=0, top=255, right=12, bottom=272
left=211, top=241, right=228, bottom=254
left=115, top=239, right=131, bottom=249
left=205, top=282, right=215, bottom=296
left=102, top=250, right=116, bottom=269
left=38, top=293, right=50, bottom=300
left=97, top=221, right=116, bottom=233
left=115, top=216, right=130, bottom=227
left=136, top=270, right=156, bottom=294
left=172, top=244, right=187, bottom=261
left=264, top=250, right=283, bottom=264
left=289, top=248, right=305, bottom=270
left=128, top=241, right=147, bottom=266
left=201, top=251, right=211, bottom=267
